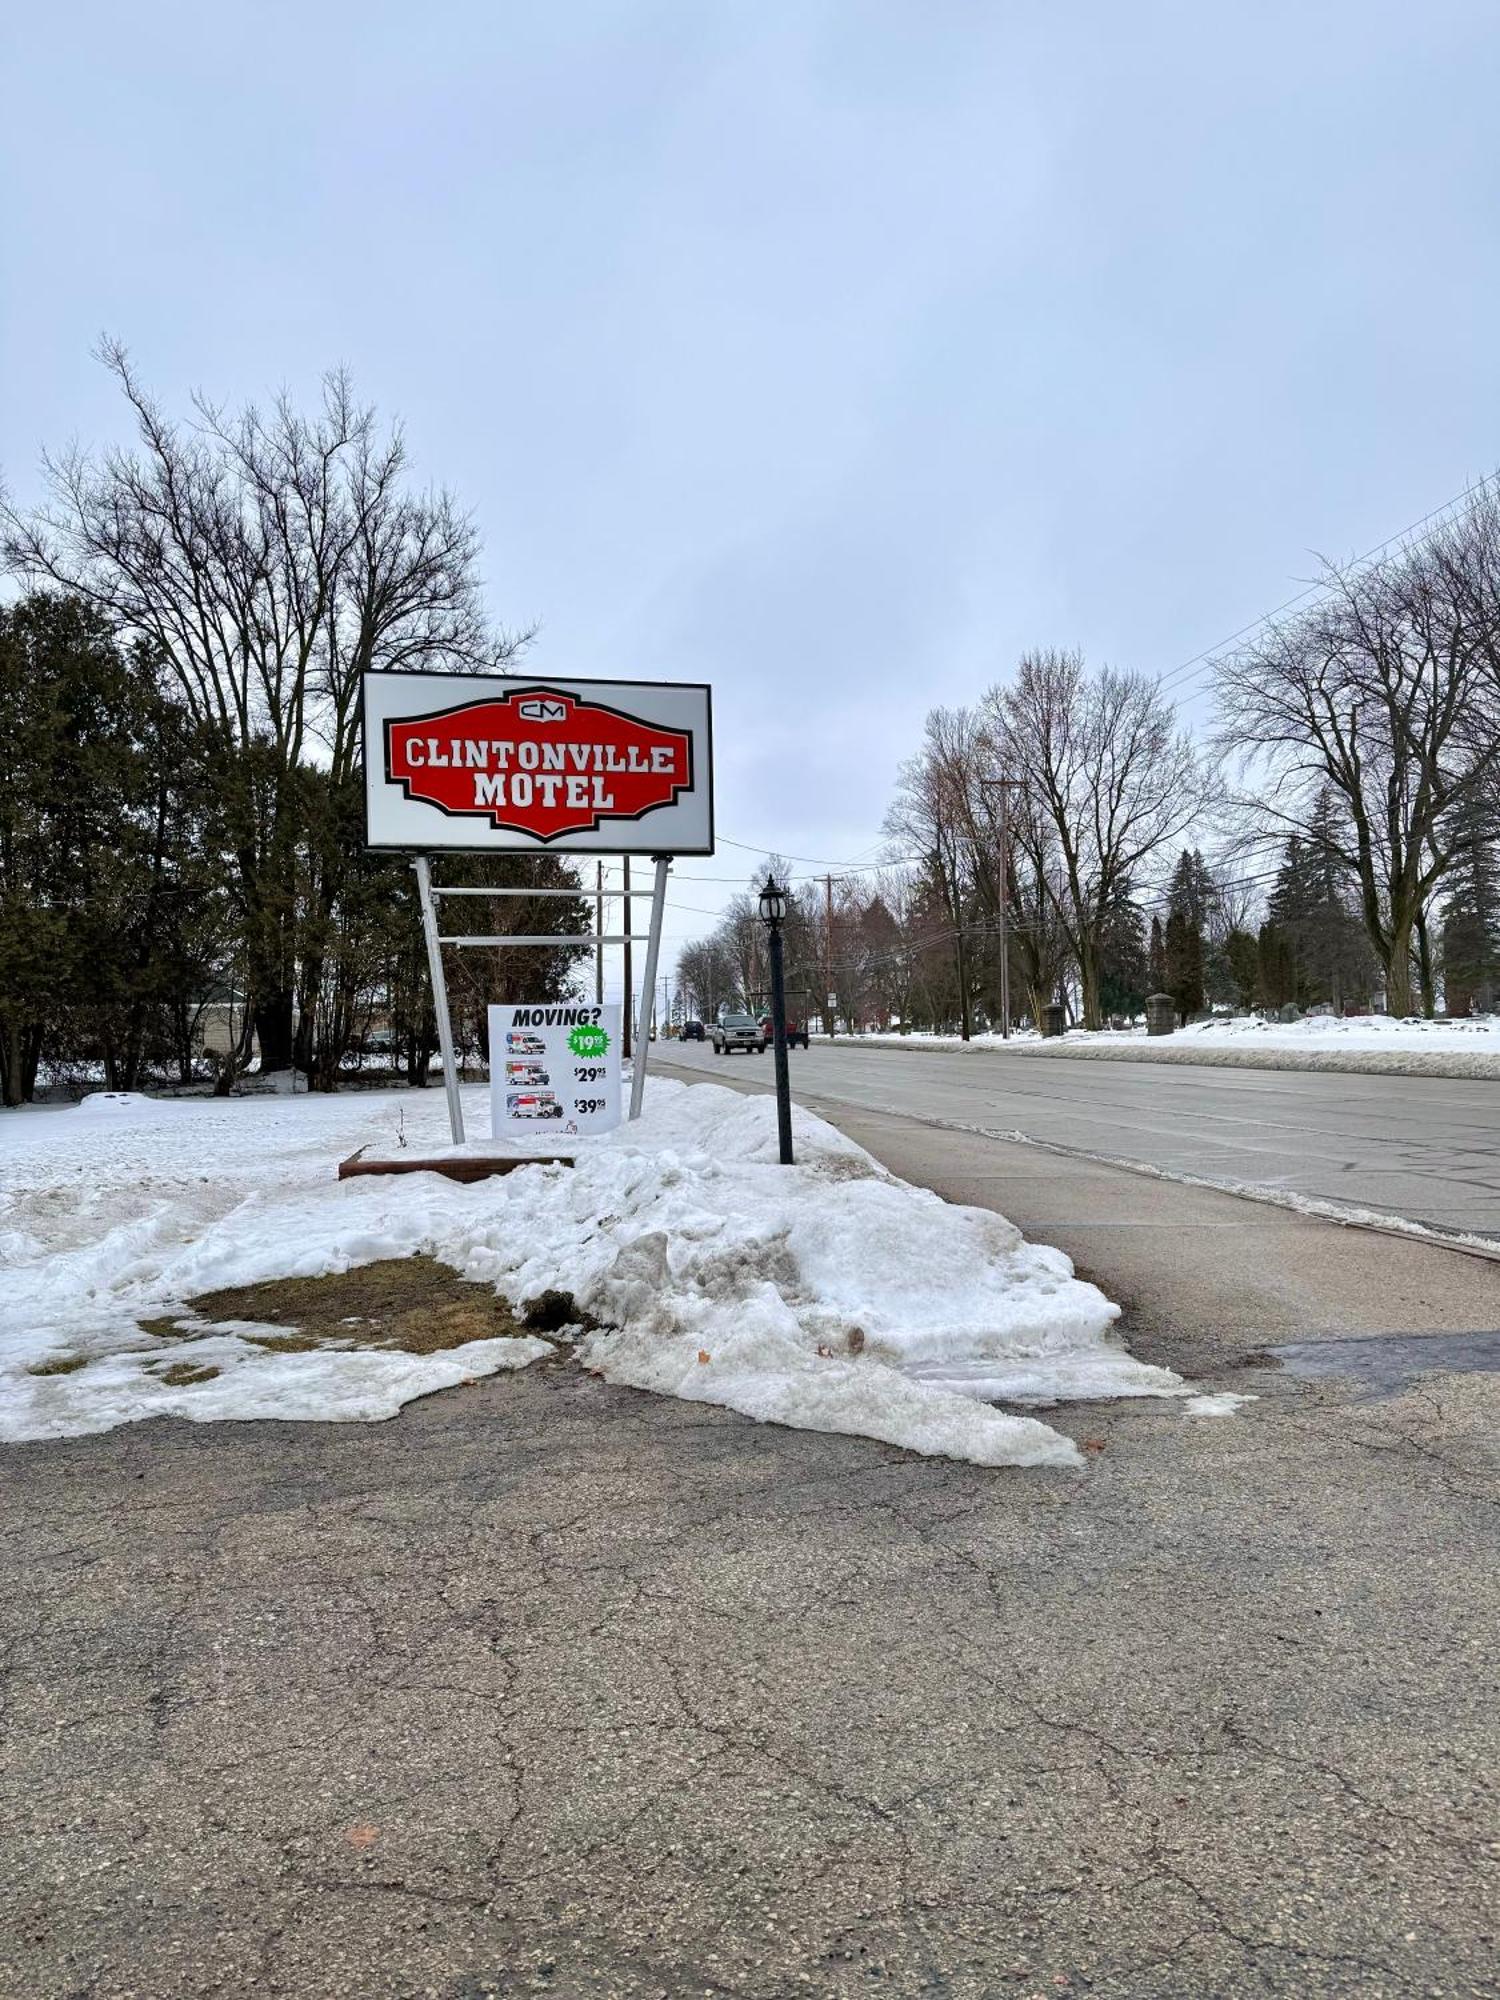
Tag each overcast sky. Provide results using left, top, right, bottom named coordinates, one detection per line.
left=6, top=2, right=1500, bottom=979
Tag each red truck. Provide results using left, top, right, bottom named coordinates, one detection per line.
left=758, top=1012, right=810, bottom=1051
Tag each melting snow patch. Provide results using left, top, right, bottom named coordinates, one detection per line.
left=1182, top=1392, right=1256, bottom=1417
left=3, top=1077, right=1194, bottom=1467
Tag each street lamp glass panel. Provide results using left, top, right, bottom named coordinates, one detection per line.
left=759, top=879, right=788, bottom=925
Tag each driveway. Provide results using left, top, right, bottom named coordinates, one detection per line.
left=3, top=1088, right=1499, bottom=1997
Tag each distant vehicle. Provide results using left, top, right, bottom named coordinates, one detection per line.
left=507, top=1091, right=563, bottom=1120
left=680, top=1019, right=705, bottom=1041
left=757, top=1012, right=809, bottom=1051
left=506, top=1031, right=546, bottom=1057
left=505, top=1061, right=550, bottom=1087
left=712, top=1012, right=765, bottom=1056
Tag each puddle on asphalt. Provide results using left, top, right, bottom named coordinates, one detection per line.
left=1260, top=1331, right=1500, bottom=1398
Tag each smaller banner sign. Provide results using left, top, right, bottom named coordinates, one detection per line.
left=489, top=1002, right=622, bottom=1140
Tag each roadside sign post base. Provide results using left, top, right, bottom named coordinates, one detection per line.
left=412, top=857, right=672, bottom=1146
left=414, top=855, right=466, bottom=1146
left=628, top=857, right=671, bottom=1122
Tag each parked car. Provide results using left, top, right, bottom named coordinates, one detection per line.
left=756, top=1012, right=810, bottom=1050
left=711, top=1011, right=765, bottom=1055
left=680, top=1019, right=705, bottom=1041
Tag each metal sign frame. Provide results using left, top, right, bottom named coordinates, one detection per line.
left=413, top=854, right=671, bottom=1145
left=365, top=671, right=708, bottom=1144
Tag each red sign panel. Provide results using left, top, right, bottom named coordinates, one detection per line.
left=383, top=686, right=694, bottom=843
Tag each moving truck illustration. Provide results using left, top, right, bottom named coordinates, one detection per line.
left=505, top=1061, right=550, bottom=1087
left=506, top=1031, right=547, bottom=1056
left=507, top=1091, right=563, bottom=1121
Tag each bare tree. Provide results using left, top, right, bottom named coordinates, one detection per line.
left=884, top=709, right=983, bottom=1037
left=1214, top=493, right=1500, bottom=1016
left=2, top=343, right=521, bottom=1069
left=986, top=651, right=1212, bottom=1029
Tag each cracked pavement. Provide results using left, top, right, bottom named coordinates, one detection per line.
left=3, top=1094, right=1500, bottom=1997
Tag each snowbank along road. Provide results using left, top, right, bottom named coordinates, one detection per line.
left=660, top=1036, right=1500, bottom=1243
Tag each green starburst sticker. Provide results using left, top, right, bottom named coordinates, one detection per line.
left=568, top=1022, right=610, bottom=1059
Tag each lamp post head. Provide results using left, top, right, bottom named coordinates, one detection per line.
left=759, top=876, right=788, bottom=927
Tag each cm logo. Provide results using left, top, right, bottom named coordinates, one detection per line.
left=517, top=697, right=568, bottom=723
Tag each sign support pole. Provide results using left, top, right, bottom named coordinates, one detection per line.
left=414, top=855, right=465, bottom=1146
left=628, top=856, right=670, bottom=1121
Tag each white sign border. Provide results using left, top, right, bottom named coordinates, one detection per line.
left=361, top=669, right=715, bottom=856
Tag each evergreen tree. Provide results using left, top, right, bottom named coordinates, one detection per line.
left=1256, top=922, right=1296, bottom=1010
left=1097, top=888, right=1147, bottom=1020
left=1148, top=914, right=1167, bottom=992
left=0, top=595, right=219, bottom=1103
left=1266, top=802, right=1373, bottom=1011
left=1164, top=911, right=1204, bottom=1023
left=1440, top=799, right=1500, bottom=1014
left=1223, top=929, right=1259, bottom=1010
left=1163, top=851, right=1206, bottom=1023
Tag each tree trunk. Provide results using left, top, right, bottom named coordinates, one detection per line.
left=239, top=799, right=300, bottom=1073
left=1383, top=918, right=1415, bottom=1016
left=253, top=992, right=296, bottom=1072
left=1, top=1029, right=24, bottom=1108
left=1414, top=905, right=1436, bottom=1018
left=1077, top=935, right=1103, bottom=1031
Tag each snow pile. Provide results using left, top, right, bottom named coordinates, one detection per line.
left=817, top=1015, right=1500, bottom=1077
left=824, top=1013, right=1500, bottom=1056
left=2, top=1079, right=1188, bottom=1468
left=1172, top=1012, right=1500, bottom=1052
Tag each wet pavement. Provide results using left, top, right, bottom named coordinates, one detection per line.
left=1264, top=1329, right=1500, bottom=1397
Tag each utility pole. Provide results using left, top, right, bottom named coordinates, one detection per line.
left=980, top=778, right=1022, bottom=1039
left=594, top=859, right=604, bottom=1007
left=825, top=872, right=836, bottom=1038
left=997, top=780, right=1011, bottom=1040
left=622, top=856, right=633, bottom=1059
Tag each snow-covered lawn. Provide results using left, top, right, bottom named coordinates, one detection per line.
left=1171, top=1012, right=1500, bottom=1051
left=1, top=1078, right=1203, bottom=1469
left=824, top=1014, right=1500, bottom=1058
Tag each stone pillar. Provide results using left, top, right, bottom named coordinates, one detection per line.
left=1041, top=1002, right=1066, bottom=1039
left=1145, top=993, right=1176, bottom=1037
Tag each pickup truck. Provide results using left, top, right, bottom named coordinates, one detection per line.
left=757, top=1012, right=810, bottom=1050
left=711, top=1011, right=765, bottom=1056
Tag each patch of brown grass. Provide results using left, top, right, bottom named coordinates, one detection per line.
left=27, top=1354, right=89, bottom=1377
left=183, top=1255, right=538, bottom=1358
left=157, top=1362, right=221, bottom=1387
left=136, top=1315, right=195, bottom=1341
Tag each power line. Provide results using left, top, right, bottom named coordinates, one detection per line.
left=714, top=832, right=904, bottom=869
left=1153, top=468, right=1500, bottom=701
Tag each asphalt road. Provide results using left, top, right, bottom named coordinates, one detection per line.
left=656, top=1038, right=1500, bottom=1241
left=4, top=1318, right=1498, bottom=2000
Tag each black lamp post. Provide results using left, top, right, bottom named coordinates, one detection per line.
left=759, top=875, right=795, bottom=1165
